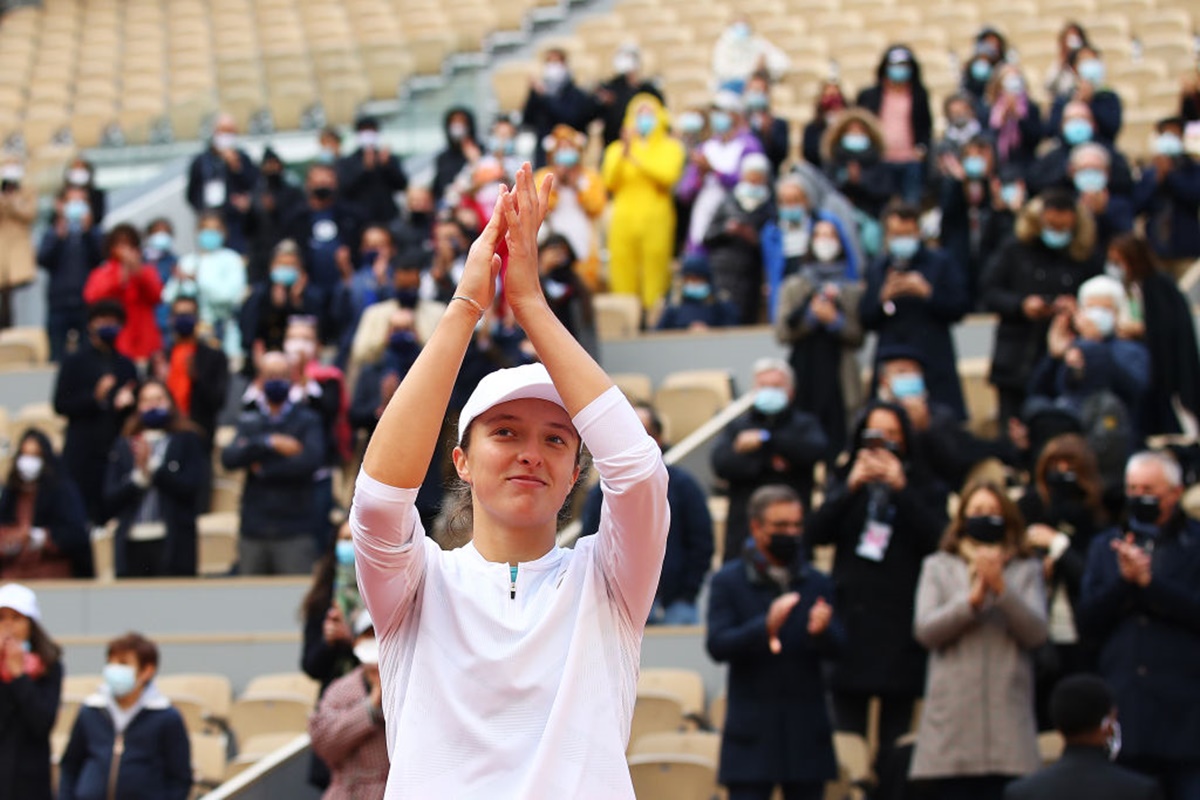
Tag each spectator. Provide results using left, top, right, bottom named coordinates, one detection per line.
left=316, top=126, right=342, bottom=165
left=142, top=217, right=178, bottom=338
left=704, top=153, right=775, bottom=324
left=981, top=189, right=1100, bottom=425
left=0, top=430, right=92, bottom=579
left=1078, top=451, right=1200, bottom=800
left=806, top=402, right=948, bottom=772
left=656, top=252, right=740, bottom=331
left=392, top=184, right=435, bottom=256
left=240, top=240, right=323, bottom=361
left=1133, top=116, right=1200, bottom=274
left=349, top=309, right=420, bottom=438
left=1048, top=45, right=1122, bottom=146
left=246, top=147, right=305, bottom=285
left=595, top=44, right=664, bottom=148
left=154, top=295, right=230, bottom=450
left=706, top=484, right=841, bottom=800
left=336, top=115, right=407, bottom=225
left=222, top=350, right=325, bottom=575
left=1070, top=143, right=1134, bottom=256
left=534, top=125, right=607, bottom=290
left=63, top=156, right=106, bottom=224
left=710, top=17, right=790, bottom=92
left=934, top=93, right=983, bottom=164
left=58, top=632, right=191, bottom=800
left=580, top=403, right=713, bottom=625
left=856, top=45, right=933, bottom=205
left=309, top=610, right=389, bottom=800
left=985, top=64, right=1044, bottom=173
left=711, top=358, right=828, bottom=563
left=774, top=218, right=864, bottom=454
left=185, top=113, right=257, bottom=253
left=0, top=158, right=36, bottom=329
left=82, top=223, right=164, bottom=365
left=37, top=184, right=104, bottom=361
left=54, top=301, right=139, bottom=525
left=910, top=481, right=1049, bottom=800
left=105, top=380, right=207, bottom=577
left=1045, top=22, right=1090, bottom=100
left=162, top=211, right=247, bottom=358
left=330, top=224, right=401, bottom=358
left=431, top=107, right=479, bottom=202
left=601, top=93, right=686, bottom=315
left=861, top=201, right=969, bottom=419
left=536, top=234, right=596, bottom=356
left=0, top=583, right=62, bottom=800
left=1004, top=674, right=1162, bottom=800
left=1028, top=101, right=1134, bottom=199
left=481, top=116, right=523, bottom=178
left=674, top=107, right=708, bottom=255
left=522, top=49, right=599, bottom=166
left=744, top=72, right=789, bottom=175
left=820, top=109, right=894, bottom=235
left=938, top=136, right=1012, bottom=306
left=1106, top=234, right=1200, bottom=437
left=961, top=27, right=1008, bottom=107
left=802, top=81, right=848, bottom=168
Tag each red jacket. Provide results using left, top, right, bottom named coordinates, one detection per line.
left=83, top=260, right=163, bottom=360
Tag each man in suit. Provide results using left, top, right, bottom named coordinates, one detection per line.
left=705, top=484, right=842, bottom=800
left=1004, top=674, right=1161, bottom=800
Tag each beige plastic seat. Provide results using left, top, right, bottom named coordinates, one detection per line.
left=659, top=369, right=734, bottom=406
left=627, top=753, right=717, bottom=800
left=92, top=523, right=115, bottom=581
left=628, top=730, right=721, bottom=762
left=638, top=668, right=705, bottom=719
left=629, top=690, right=686, bottom=751
left=653, top=385, right=726, bottom=443
left=833, top=731, right=873, bottom=789
left=611, top=372, right=654, bottom=404
left=157, top=673, right=234, bottom=726
left=1038, top=731, right=1065, bottom=764
left=190, top=731, right=229, bottom=791
left=491, top=60, right=536, bottom=113
left=13, top=402, right=66, bottom=439
left=0, top=341, right=39, bottom=369
left=228, top=696, right=313, bottom=744
left=198, top=515, right=239, bottom=575
left=243, top=672, right=320, bottom=705
left=593, top=293, right=642, bottom=340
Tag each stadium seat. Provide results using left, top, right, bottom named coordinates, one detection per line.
left=638, top=668, right=706, bottom=720
left=628, top=730, right=721, bottom=762
left=0, top=341, right=39, bottom=369
left=611, top=372, right=654, bottom=404
left=707, top=692, right=726, bottom=731
left=629, top=689, right=687, bottom=751
left=198, top=514, right=239, bottom=575
left=190, top=731, right=230, bottom=791
left=92, top=524, right=115, bottom=581
left=242, top=672, right=320, bottom=704
left=627, top=753, right=717, bottom=800
left=659, top=369, right=735, bottom=406
left=1038, top=731, right=1065, bottom=764
left=157, top=673, right=234, bottom=727
left=653, top=385, right=726, bottom=443
left=832, top=731, right=873, bottom=793
left=228, top=696, right=313, bottom=744
left=593, top=294, right=642, bottom=340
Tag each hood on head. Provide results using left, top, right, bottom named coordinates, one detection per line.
left=622, top=92, right=671, bottom=137
left=442, top=106, right=478, bottom=146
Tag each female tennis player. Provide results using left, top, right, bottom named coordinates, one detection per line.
left=351, top=164, right=670, bottom=798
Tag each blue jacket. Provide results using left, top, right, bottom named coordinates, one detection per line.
left=1076, top=514, right=1200, bottom=763
left=58, top=688, right=191, bottom=800
left=1027, top=337, right=1150, bottom=421
left=706, top=554, right=842, bottom=785
left=37, top=227, right=104, bottom=311
left=655, top=292, right=740, bottom=331
left=1133, top=156, right=1200, bottom=260
left=1048, top=91, right=1123, bottom=146
left=761, top=211, right=859, bottom=322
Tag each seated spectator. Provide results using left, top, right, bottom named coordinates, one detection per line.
left=934, top=93, right=983, bottom=164
left=857, top=45, right=932, bottom=205
left=1044, top=22, right=1090, bottom=100
left=595, top=44, right=664, bottom=148
left=63, top=156, right=105, bottom=223
left=142, top=217, right=179, bottom=337
left=241, top=240, right=324, bottom=363
left=0, top=430, right=92, bottom=580
left=522, top=49, right=599, bottom=166
left=1048, top=45, right=1123, bottom=146
left=162, top=211, right=246, bottom=358
left=247, top=147, right=305, bottom=285
left=478, top=115, right=526, bottom=180
left=802, top=81, right=848, bottom=168
left=421, top=217, right=471, bottom=304
left=330, top=224, right=402, bottom=358
left=1069, top=143, right=1133, bottom=257
left=704, top=153, right=775, bottom=324
left=712, top=358, right=828, bottom=563
left=392, top=184, right=435, bottom=256
left=336, top=114, right=407, bottom=225
left=185, top=113, right=257, bottom=253
left=309, top=609, right=389, bottom=800
left=1004, top=675, right=1162, bottom=800
left=710, top=16, right=790, bottom=92
left=806, top=402, right=948, bottom=774
left=820, top=109, right=894, bottom=241
left=938, top=136, right=1012, bottom=306
left=58, top=632, right=190, bottom=800
left=1133, top=116, right=1200, bottom=273
left=222, top=351, right=325, bottom=575
left=1078, top=451, right=1200, bottom=800
left=743, top=71, right=789, bottom=175
left=985, top=64, right=1044, bottom=173
left=861, top=201, right=969, bottom=419
left=961, top=27, right=1008, bottom=108
left=0, top=157, right=34, bottom=330
left=537, top=234, right=596, bottom=356
left=656, top=253, right=740, bottom=331
left=0, top=583, right=63, bottom=800
left=910, top=481, right=1049, bottom=800
left=105, top=380, right=207, bottom=577
left=580, top=403, right=713, bottom=625
left=706, top=485, right=841, bottom=799
left=1029, top=101, right=1134, bottom=199
left=54, top=300, right=139, bottom=525
left=37, top=184, right=104, bottom=361
left=82, top=223, right=163, bottom=365
left=534, top=126, right=607, bottom=289
left=153, top=295, right=230, bottom=450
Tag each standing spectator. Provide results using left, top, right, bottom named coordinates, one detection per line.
left=536, top=234, right=596, bottom=356
left=1048, top=45, right=1122, bottom=147
left=185, top=114, right=257, bottom=253
left=0, top=430, right=92, bottom=579
left=154, top=295, right=230, bottom=450
left=142, top=218, right=178, bottom=338
left=38, top=185, right=104, bottom=361
left=521, top=49, right=599, bottom=166
left=806, top=402, right=948, bottom=772
left=54, top=301, right=139, bottom=525
left=241, top=240, right=324, bottom=362
left=861, top=201, right=969, bottom=419
left=1070, top=143, right=1134, bottom=257
left=481, top=116, right=523, bottom=178
left=337, top=115, right=408, bottom=225
left=856, top=45, right=933, bottom=205
left=986, top=64, right=1044, bottom=174
left=801, top=81, right=848, bottom=168
left=0, top=583, right=62, bottom=800
left=1133, top=116, right=1200, bottom=273
left=348, top=309, right=419, bottom=438
left=246, top=147, right=305, bottom=285
left=221, top=351, right=325, bottom=575
left=317, top=126, right=342, bottom=165
left=161, top=211, right=247, bottom=358
left=706, top=485, right=841, bottom=800
left=534, top=125, right=608, bottom=289
left=820, top=109, right=895, bottom=234
left=710, top=17, right=790, bottom=92
left=0, top=158, right=36, bottom=329
left=744, top=72, right=789, bottom=175
left=1028, top=102, right=1134, bottom=199
left=934, top=93, right=983, bottom=165
left=1045, top=22, right=1090, bottom=100
left=911, top=481, right=1049, bottom=800
left=711, top=359, right=829, bottom=563
left=595, top=44, right=664, bottom=148
left=58, top=632, right=191, bottom=800
left=63, top=157, right=106, bottom=224
left=961, top=28, right=1008, bottom=108
left=601, top=93, right=686, bottom=314
left=656, top=253, right=740, bottom=331
left=105, top=380, right=207, bottom=577
left=431, top=107, right=479, bottom=202
left=937, top=136, right=1010, bottom=307
left=704, top=153, right=775, bottom=324
left=980, top=189, right=1100, bottom=426
left=82, top=224, right=164, bottom=365
left=580, top=403, right=713, bottom=625
left=1078, top=451, right=1200, bottom=800
left=330, top=224, right=401, bottom=357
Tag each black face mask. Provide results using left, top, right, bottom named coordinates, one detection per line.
left=964, top=514, right=1006, bottom=544
left=265, top=172, right=283, bottom=189
left=765, top=533, right=800, bottom=564
left=395, top=288, right=420, bottom=309
left=311, top=186, right=335, bottom=202
left=1126, top=495, right=1161, bottom=530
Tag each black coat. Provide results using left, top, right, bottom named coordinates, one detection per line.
left=336, top=148, right=408, bottom=224
left=36, top=228, right=104, bottom=312
left=1003, top=745, right=1161, bottom=800
left=239, top=282, right=324, bottom=359
left=105, top=431, right=207, bottom=577
left=711, top=407, right=829, bottom=564
left=164, top=339, right=228, bottom=449
left=1026, top=142, right=1135, bottom=200
left=860, top=245, right=969, bottom=419
left=917, top=402, right=1019, bottom=489
left=596, top=75, right=663, bottom=146
left=244, top=176, right=305, bottom=285
left=1136, top=271, right=1200, bottom=436
left=522, top=82, right=599, bottom=165
left=750, top=115, right=790, bottom=176
left=706, top=555, right=841, bottom=785
left=0, top=660, right=61, bottom=800
left=279, top=202, right=366, bottom=290
left=937, top=178, right=1015, bottom=307
left=186, top=148, right=259, bottom=252
left=431, top=106, right=478, bottom=201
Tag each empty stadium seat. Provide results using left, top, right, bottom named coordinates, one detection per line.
left=653, top=385, right=726, bottom=443
left=190, top=731, right=230, bottom=791
left=611, top=372, right=654, bottom=404
left=593, top=294, right=643, bottom=340
left=638, top=668, right=706, bottom=719
left=660, top=369, right=735, bottom=406
left=628, top=753, right=718, bottom=800
left=242, top=672, right=320, bottom=704
left=228, top=696, right=313, bottom=744
left=629, top=689, right=687, bottom=750
left=157, top=673, right=234, bottom=727
left=628, top=730, right=721, bottom=762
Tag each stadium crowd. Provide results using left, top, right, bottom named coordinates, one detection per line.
left=0, top=13, right=1199, bottom=800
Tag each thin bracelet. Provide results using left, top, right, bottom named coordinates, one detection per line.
left=451, top=295, right=485, bottom=317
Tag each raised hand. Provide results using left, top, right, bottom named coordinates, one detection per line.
left=807, top=597, right=833, bottom=636
left=500, top=163, right=554, bottom=314
left=455, top=189, right=511, bottom=313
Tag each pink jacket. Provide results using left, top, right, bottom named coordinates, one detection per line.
left=308, top=667, right=389, bottom=799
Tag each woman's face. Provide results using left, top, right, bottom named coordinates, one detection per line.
left=19, top=437, right=42, bottom=459
left=453, top=398, right=581, bottom=533
left=964, top=487, right=1003, bottom=518
left=138, top=383, right=170, bottom=415
left=0, top=607, right=31, bottom=644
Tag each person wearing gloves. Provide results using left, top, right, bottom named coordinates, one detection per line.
left=162, top=211, right=247, bottom=358
left=350, top=165, right=669, bottom=797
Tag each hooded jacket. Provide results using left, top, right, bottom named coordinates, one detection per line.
left=601, top=94, right=686, bottom=221
left=432, top=107, right=478, bottom=201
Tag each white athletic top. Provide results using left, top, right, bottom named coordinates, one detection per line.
left=351, top=386, right=669, bottom=799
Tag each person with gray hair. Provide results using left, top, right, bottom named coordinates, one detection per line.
left=1069, top=142, right=1133, bottom=257
left=1077, top=450, right=1200, bottom=799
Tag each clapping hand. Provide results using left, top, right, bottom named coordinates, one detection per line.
left=1111, top=534, right=1152, bottom=587
left=807, top=597, right=833, bottom=636
left=499, top=163, right=554, bottom=315
left=766, top=592, right=801, bottom=654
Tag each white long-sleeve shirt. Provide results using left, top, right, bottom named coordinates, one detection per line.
left=350, top=386, right=669, bottom=798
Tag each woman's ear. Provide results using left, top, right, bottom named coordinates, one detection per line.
left=452, top=446, right=472, bottom=484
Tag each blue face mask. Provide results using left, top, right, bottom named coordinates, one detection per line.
left=197, top=228, right=225, bottom=251
left=488, top=136, right=514, bottom=156
left=554, top=149, right=580, bottom=167
left=682, top=282, right=711, bottom=301
left=886, top=63, right=912, bottom=83
left=64, top=199, right=89, bottom=223
left=1041, top=227, right=1072, bottom=250
left=778, top=205, right=808, bottom=225
left=970, top=59, right=992, bottom=82
left=888, top=235, right=920, bottom=261
left=636, top=114, right=656, bottom=137
left=1000, top=183, right=1023, bottom=207
left=272, top=266, right=300, bottom=287
left=1062, top=119, right=1093, bottom=146
left=743, top=91, right=769, bottom=111
left=335, top=540, right=356, bottom=566
left=754, top=386, right=790, bottom=416
left=147, top=231, right=173, bottom=253
left=140, top=407, right=171, bottom=430
left=962, top=155, right=987, bottom=179
left=1154, top=133, right=1183, bottom=157
left=1077, top=58, right=1105, bottom=85
left=679, top=113, right=704, bottom=135
left=103, top=663, right=138, bottom=698
left=1073, top=168, right=1107, bottom=193
left=890, top=373, right=925, bottom=399
left=709, top=112, right=733, bottom=134
left=841, top=132, right=870, bottom=153
left=263, top=378, right=291, bottom=405
left=96, top=324, right=121, bottom=346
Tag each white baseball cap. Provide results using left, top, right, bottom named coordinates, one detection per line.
left=0, top=583, right=41, bottom=622
left=457, top=363, right=568, bottom=444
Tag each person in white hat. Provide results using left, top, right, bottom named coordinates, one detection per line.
left=0, top=583, right=63, bottom=800
left=351, top=164, right=669, bottom=797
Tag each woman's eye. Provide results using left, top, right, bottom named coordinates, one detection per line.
left=493, top=427, right=514, bottom=438
left=547, top=435, right=566, bottom=445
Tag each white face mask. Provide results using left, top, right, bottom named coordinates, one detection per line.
left=811, top=238, right=841, bottom=263
left=67, top=168, right=91, bottom=186
left=357, top=130, right=380, bottom=149
left=353, top=638, right=380, bottom=666
left=1084, top=306, right=1116, bottom=338
left=283, top=338, right=316, bottom=361
left=213, top=132, right=236, bottom=151
left=15, top=454, right=43, bottom=483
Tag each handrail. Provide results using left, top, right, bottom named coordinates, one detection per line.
left=199, top=733, right=311, bottom=800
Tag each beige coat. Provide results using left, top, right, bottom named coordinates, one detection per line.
left=910, top=552, right=1048, bottom=780
left=0, top=186, right=36, bottom=289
